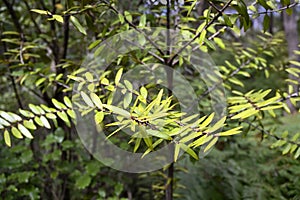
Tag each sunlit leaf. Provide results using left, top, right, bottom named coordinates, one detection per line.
left=94, top=111, right=104, bottom=124
left=18, top=124, right=33, bottom=139
left=4, top=130, right=11, bottom=147
left=11, top=127, right=23, bottom=139
left=216, top=127, right=242, bottom=136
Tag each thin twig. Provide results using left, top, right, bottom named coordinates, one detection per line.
left=168, top=0, right=234, bottom=66
left=105, top=1, right=166, bottom=59
left=244, top=120, right=300, bottom=147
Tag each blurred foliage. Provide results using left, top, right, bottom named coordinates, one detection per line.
left=177, top=136, right=300, bottom=200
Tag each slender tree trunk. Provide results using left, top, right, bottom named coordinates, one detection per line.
left=165, top=1, right=174, bottom=200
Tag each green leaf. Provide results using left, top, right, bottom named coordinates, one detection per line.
left=67, top=110, right=76, bottom=120
left=282, top=143, right=292, bottom=155
left=181, top=114, right=199, bottom=124
left=174, top=144, right=181, bottom=162
left=101, top=78, right=109, bottom=85
left=217, top=127, right=242, bottom=136
left=223, top=14, right=233, bottom=26
left=4, top=130, right=11, bottom=147
left=88, top=40, right=101, bottom=50
left=228, top=77, right=244, bottom=87
left=29, top=104, right=41, bottom=115
left=115, top=68, right=123, bottom=86
left=63, top=96, right=73, bottom=108
left=139, top=14, right=146, bottom=27
left=123, top=93, right=132, bottom=109
left=75, top=174, right=91, bottom=189
left=124, top=11, right=132, bottom=22
left=118, top=13, right=124, bottom=24
left=23, top=120, right=37, bottom=130
left=180, top=131, right=202, bottom=144
left=204, top=137, right=218, bottom=152
left=103, top=105, right=130, bottom=118
left=90, top=93, right=103, bottom=110
left=34, top=116, right=43, bottom=127
left=11, top=127, right=23, bottom=139
left=85, top=72, right=94, bottom=82
left=134, top=137, right=141, bottom=153
left=146, top=129, right=172, bottom=140
left=46, top=113, right=57, bottom=119
left=18, top=124, right=33, bottom=139
left=294, top=147, right=300, bottom=159
left=53, top=14, right=64, bottom=23
left=70, top=16, right=87, bottom=35
left=57, top=111, right=70, bottom=126
left=231, top=108, right=259, bottom=119
left=263, top=14, right=270, bottom=32
left=124, top=80, right=133, bottom=91
left=199, top=113, right=215, bottom=129
left=81, top=92, right=94, bottom=107
left=19, top=109, right=34, bottom=118
left=191, top=135, right=212, bottom=148
left=94, top=111, right=104, bottom=124
left=0, top=117, right=10, bottom=127
left=52, top=99, right=66, bottom=109
left=0, top=112, right=15, bottom=123
left=208, top=116, right=227, bottom=133
left=140, top=87, right=147, bottom=100
left=213, top=38, right=225, bottom=49
left=179, top=143, right=198, bottom=160
left=31, top=9, right=49, bottom=15
left=199, top=29, right=207, bottom=45
left=40, top=116, right=51, bottom=129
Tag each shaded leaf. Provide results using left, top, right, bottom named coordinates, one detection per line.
left=70, top=16, right=86, bottom=35
left=204, top=137, right=218, bottom=152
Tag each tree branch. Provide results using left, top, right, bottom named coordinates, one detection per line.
left=168, top=0, right=234, bottom=65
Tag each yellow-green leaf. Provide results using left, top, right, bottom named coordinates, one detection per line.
left=94, top=111, right=104, bottom=124
left=57, top=111, right=70, bottom=126
left=4, top=130, right=11, bottom=147
left=53, top=14, right=64, bottom=23
left=217, top=127, right=242, bottom=136
left=46, top=113, right=57, bottom=119
left=204, top=137, right=218, bottom=152
left=115, top=68, right=123, bottom=85
left=179, top=143, right=198, bottom=160
left=31, top=9, right=49, bottom=15
left=199, top=29, right=207, bottom=45
left=63, top=96, right=73, bottom=108
left=174, top=144, right=181, bottom=162
left=70, top=16, right=87, bottom=35
left=231, top=108, right=259, bottom=119
left=18, top=124, right=33, bottom=139
left=199, top=113, right=215, bottom=129
left=23, top=120, right=37, bottom=130
left=146, top=129, right=172, bottom=140
left=11, top=127, right=23, bottom=139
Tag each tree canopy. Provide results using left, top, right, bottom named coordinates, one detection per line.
left=0, top=0, right=300, bottom=199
